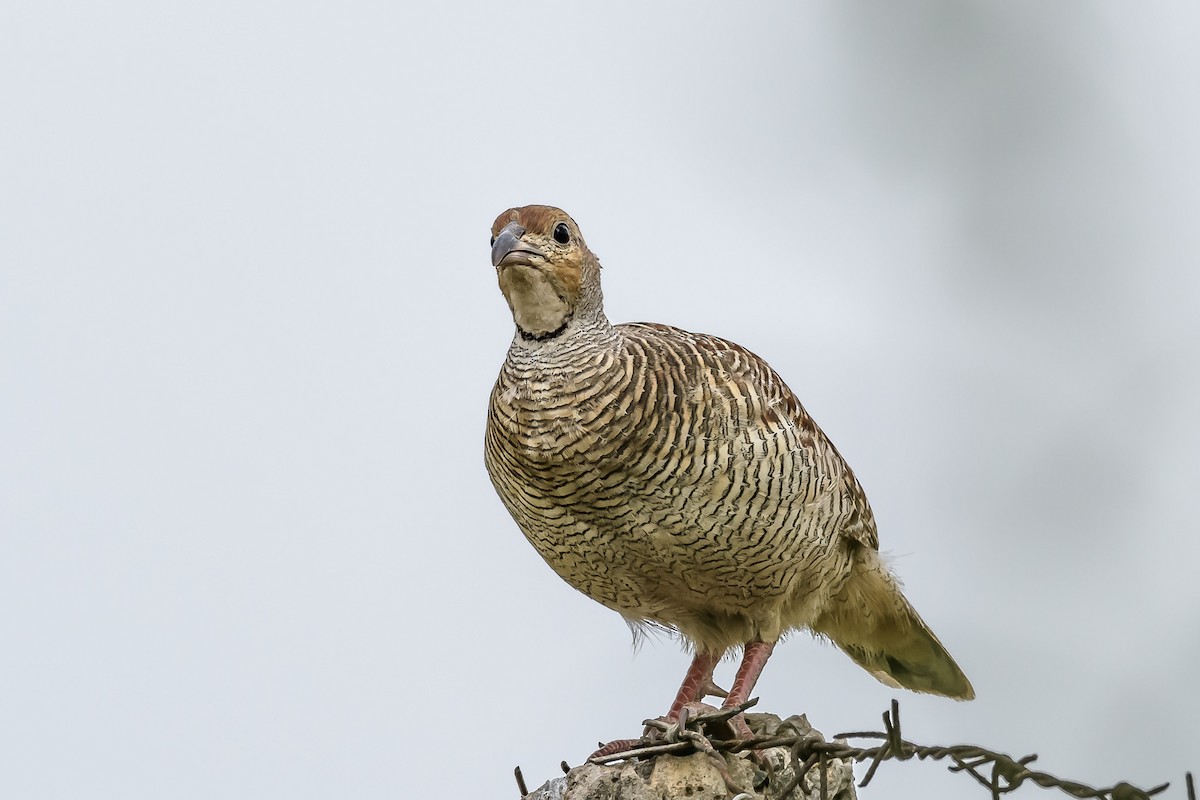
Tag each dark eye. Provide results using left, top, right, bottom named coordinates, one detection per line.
left=489, top=234, right=495, bottom=247
left=553, top=222, right=570, bottom=244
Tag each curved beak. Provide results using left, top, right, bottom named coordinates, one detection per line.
left=491, top=221, right=545, bottom=268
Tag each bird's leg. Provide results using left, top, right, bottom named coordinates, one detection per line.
left=665, top=650, right=723, bottom=720
left=647, top=651, right=724, bottom=741
left=719, top=639, right=776, bottom=740
left=589, top=650, right=725, bottom=761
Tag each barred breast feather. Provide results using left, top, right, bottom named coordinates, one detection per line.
left=487, top=319, right=869, bottom=653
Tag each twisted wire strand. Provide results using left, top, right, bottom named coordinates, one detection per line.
left=538, top=699, right=1195, bottom=800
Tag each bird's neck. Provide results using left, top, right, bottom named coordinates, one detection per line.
left=507, top=312, right=617, bottom=362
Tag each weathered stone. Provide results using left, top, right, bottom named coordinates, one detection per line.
left=522, top=713, right=857, bottom=800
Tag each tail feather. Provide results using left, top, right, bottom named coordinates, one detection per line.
left=813, top=552, right=974, bottom=700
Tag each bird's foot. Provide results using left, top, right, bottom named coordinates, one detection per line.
left=677, top=699, right=767, bottom=766
left=587, top=702, right=714, bottom=762
left=646, top=701, right=720, bottom=741
left=589, top=700, right=750, bottom=762
left=691, top=704, right=768, bottom=766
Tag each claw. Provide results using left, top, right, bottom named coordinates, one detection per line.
left=676, top=705, right=691, bottom=730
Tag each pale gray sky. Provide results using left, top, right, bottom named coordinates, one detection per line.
left=2, top=2, right=1197, bottom=798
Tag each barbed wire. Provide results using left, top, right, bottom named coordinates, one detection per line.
left=514, top=699, right=1194, bottom=800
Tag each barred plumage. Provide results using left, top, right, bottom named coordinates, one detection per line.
left=484, top=205, right=972, bottom=741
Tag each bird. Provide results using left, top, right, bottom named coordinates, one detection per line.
left=484, top=204, right=973, bottom=747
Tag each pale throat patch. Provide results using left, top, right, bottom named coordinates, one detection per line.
left=499, top=265, right=571, bottom=336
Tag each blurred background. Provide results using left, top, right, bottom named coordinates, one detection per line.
left=3, top=1, right=1197, bottom=797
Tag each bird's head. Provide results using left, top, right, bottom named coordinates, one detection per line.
left=490, top=205, right=604, bottom=340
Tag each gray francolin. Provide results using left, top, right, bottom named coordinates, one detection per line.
left=484, top=205, right=972, bottom=747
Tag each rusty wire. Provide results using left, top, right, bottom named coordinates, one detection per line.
left=571, top=699, right=1193, bottom=800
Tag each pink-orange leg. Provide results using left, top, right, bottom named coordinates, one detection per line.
left=590, top=650, right=725, bottom=760
left=665, top=650, right=723, bottom=720
left=720, top=639, right=776, bottom=740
